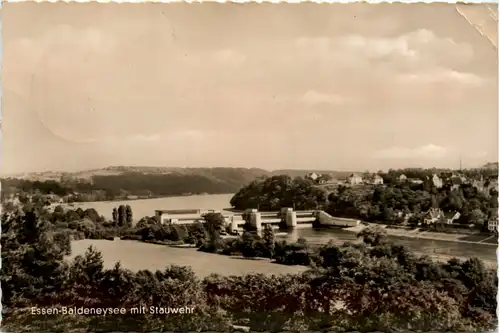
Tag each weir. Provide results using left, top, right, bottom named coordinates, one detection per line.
left=155, top=207, right=360, bottom=232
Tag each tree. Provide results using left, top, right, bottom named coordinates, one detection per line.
left=469, top=209, right=486, bottom=228
left=125, top=205, right=133, bottom=227
left=83, top=208, right=101, bottom=223
left=262, top=224, right=276, bottom=258
left=241, top=231, right=257, bottom=258
left=202, top=213, right=225, bottom=251
left=77, top=219, right=97, bottom=238
left=1, top=205, right=69, bottom=308
left=112, top=207, right=118, bottom=225
left=357, top=226, right=388, bottom=246
left=118, top=205, right=127, bottom=227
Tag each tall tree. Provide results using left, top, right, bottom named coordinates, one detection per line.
left=112, top=207, right=119, bottom=225
left=125, top=205, right=133, bottom=227
left=262, top=224, right=276, bottom=258
left=202, top=212, right=225, bottom=250
left=118, top=205, right=127, bottom=227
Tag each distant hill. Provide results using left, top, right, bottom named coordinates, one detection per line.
left=7, top=166, right=356, bottom=183
left=271, top=169, right=354, bottom=179
left=2, top=166, right=359, bottom=198
left=482, top=162, right=499, bottom=170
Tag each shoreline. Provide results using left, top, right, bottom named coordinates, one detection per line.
left=344, top=224, right=498, bottom=246
left=63, top=192, right=234, bottom=205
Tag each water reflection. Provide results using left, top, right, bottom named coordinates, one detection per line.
left=276, top=227, right=497, bottom=263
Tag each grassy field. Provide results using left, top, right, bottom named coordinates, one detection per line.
left=69, top=239, right=308, bottom=278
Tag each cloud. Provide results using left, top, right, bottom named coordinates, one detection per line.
left=9, top=25, right=115, bottom=64
left=213, top=49, right=246, bottom=66
left=374, top=144, right=449, bottom=160
left=340, top=34, right=418, bottom=60
left=398, top=68, right=486, bottom=86
left=295, top=29, right=474, bottom=69
left=129, top=134, right=162, bottom=142
left=301, top=90, right=350, bottom=106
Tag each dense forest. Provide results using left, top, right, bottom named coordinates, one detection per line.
left=230, top=168, right=499, bottom=231
left=1, top=168, right=270, bottom=201
left=1, top=198, right=497, bottom=332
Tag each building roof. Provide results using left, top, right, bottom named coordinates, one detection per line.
left=450, top=176, right=463, bottom=185
left=443, top=211, right=460, bottom=219
left=424, top=208, right=443, bottom=219
left=155, top=209, right=216, bottom=215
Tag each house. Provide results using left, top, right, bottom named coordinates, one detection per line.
left=373, top=174, right=384, bottom=185
left=445, top=211, right=461, bottom=224
left=486, top=178, right=499, bottom=193
left=447, top=175, right=463, bottom=190
left=408, top=178, right=423, bottom=184
left=472, top=177, right=486, bottom=193
left=487, top=217, right=498, bottom=232
left=306, top=173, right=319, bottom=182
left=422, top=208, right=460, bottom=225
left=457, top=174, right=469, bottom=184
left=364, top=174, right=383, bottom=185
left=432, top=174, right=443, bottom=188
left=422, top=208, right=444, bottom=225
left=346, top=173, right=363, bottom=185
left=317, top=178, right=327, bottom=185
left=398, top=174, right=408, bottom=182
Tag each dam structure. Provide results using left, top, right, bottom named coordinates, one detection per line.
left=154, top=208, right=360, bottom=233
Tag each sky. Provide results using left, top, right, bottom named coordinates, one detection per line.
left=1, top=3, right=498, bottom=174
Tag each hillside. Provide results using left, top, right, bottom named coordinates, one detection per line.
left=271, top=169, right=354, bottom=179
left=9, top=166, right=355, bottom=183
left=482, top=162, right=499, bottom=170
left=2, top=166, right=361, bottom=200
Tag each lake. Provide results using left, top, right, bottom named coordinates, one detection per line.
left=68, top=193, right=234, bottom=221
left=283, top=227, right=498, bottom=265
left=72, top=194, right=497, bottom=265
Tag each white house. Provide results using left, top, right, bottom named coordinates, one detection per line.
left=422, top=208, right=460, bottom=225
left=432, top=174, right=443, bottom=189
left=487, top=217, right=498, bottom=232
left=422, top=208, right=444, bottom=225
left=306, top=173, right=319, bottom=181
left=372, top=175, right=384, bottom=185
left=347, top=173, right=363, bottom=185
left=399, top=174, right=407, bottom=182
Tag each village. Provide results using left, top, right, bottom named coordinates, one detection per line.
left=305, top=170, right=499, bottom=233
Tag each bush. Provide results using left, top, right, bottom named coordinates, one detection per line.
left=120, top=234, right=141, bottom=241
left=274, top=241, right=313, bottom=266
left=54, top=221, right=69, bottom=229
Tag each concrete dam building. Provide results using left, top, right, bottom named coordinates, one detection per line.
left=154, top=208, right=360, bottom=233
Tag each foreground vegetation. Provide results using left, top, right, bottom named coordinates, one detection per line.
left=2, top=200, right=497, bottom=332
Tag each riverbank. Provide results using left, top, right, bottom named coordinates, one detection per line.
left=64, top=192, right=234, bottom=205
left=344, top=223, right=498, bottom=246
left=412, top=250, right=497, bottom=268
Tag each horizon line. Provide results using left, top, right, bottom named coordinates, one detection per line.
left=1, top=162, right=496, bottom=178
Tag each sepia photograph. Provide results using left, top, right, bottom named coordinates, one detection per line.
left=1, top=2, right=498, bottom=332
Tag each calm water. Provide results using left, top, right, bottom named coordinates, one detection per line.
left=73, top=194, right=497, bottom=264
left=281, top=227, right=497, bottom=264
left=68, top=193, right=235, bottom=221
